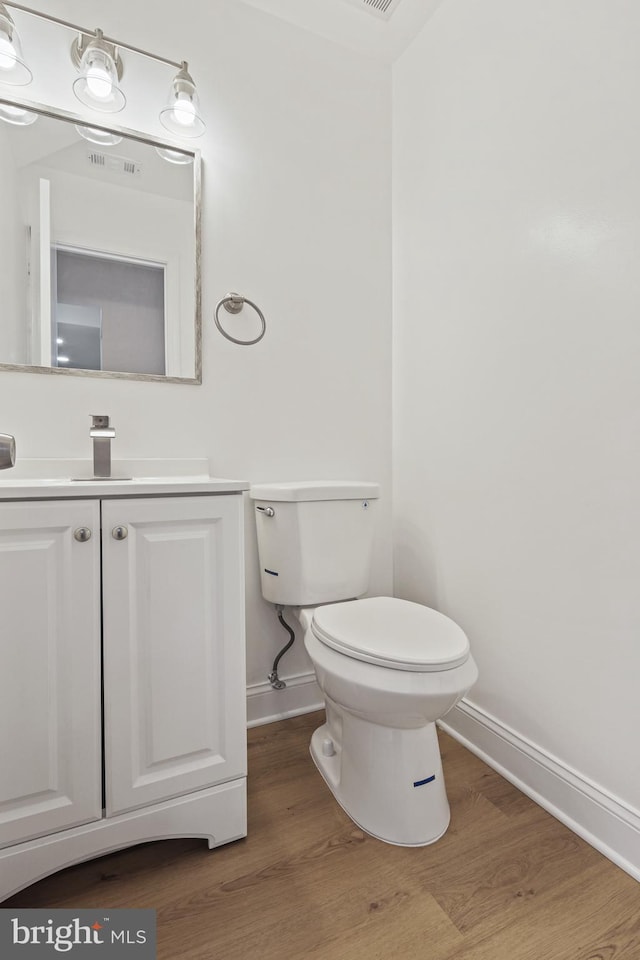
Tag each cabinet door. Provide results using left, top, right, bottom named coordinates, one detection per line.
left=102, top=495, right=246, bottom=816
left=0, top=500, right=102, bottom=848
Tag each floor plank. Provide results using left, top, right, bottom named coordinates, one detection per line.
left=5, top=712, right=638, bottom=959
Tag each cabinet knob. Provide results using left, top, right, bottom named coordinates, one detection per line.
left=112, top=525, right=128, bottom=540
left=74, top=527, right=92, bottom=542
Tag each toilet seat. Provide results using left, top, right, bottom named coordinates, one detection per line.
left=311, top=596, right=470, bottom=672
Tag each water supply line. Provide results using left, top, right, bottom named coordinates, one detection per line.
left=268, top=604, right=295, bottom=690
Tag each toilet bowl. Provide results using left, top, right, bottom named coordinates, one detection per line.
left=250, top=480, right=478, bottom=846
left=297, top=597, right=478, bottom=846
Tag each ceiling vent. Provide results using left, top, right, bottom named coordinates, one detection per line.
left=87, top=151, right=142, bottom=177
left=342, top=0, right=404, bottom=19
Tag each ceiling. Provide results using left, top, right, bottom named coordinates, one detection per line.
left=236, top=0, right=445, bottom=63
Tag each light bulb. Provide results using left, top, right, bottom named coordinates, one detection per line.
left=172, top=94, right=196, bottom=127
left=85, top=63, right=112, bottom=100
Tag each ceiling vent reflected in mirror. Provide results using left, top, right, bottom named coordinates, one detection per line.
left=86, top=150, right=142, bottom=177
left=341, top=0, right=404, bottom=19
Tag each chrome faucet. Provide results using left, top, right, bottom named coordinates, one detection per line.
left=0, top=433, right=15, bottom=470
left=90, top=415, right=115, bottom=478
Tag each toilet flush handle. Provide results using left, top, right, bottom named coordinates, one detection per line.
left=256, top=505, right=275, bottom=518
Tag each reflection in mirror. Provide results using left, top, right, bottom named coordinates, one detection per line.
left=0, top=99, right=200, bottom=382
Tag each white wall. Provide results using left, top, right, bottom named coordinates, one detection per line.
left=393, top=0, right=640, bottom=876
left=0, top=0, right=393, bottom=710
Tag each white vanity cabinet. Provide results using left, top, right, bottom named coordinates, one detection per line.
left=0, top=482, right=247, bottom=902
left=0, top=499, right=102, bottom=847
left=101, top=496, right=246, bottom=815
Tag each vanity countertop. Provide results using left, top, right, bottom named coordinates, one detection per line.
left=0, top=459, right=249, bottom=500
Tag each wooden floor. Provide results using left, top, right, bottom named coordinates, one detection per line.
left=7, top=711, right=639, bottom=959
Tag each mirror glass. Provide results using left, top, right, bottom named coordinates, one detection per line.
left=0, top=100, right=200, bottom=382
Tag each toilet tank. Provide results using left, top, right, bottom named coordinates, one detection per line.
left=250, top=481, right=380, bottom=606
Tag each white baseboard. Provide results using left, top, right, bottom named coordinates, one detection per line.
left=246, top=671, right=324, bottom=728
left=439, top=699, right=640, bottom=883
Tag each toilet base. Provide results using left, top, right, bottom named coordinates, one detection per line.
left=309, top=708, right=451, bottom=846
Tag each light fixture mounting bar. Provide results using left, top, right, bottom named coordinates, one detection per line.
left=2, top=1, right=183, bottom=69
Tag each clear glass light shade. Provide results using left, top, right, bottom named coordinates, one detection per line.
left=75, top=124, right=122, bottom=146
left=155, top=146, right=193, bottom=165
left=73, top=40, right=125, bottom=113
left=0, top=8, right=33, bottom=85
left=0, top=101, right=37, bottom=125
left=159, top=64, right=204, bottom=138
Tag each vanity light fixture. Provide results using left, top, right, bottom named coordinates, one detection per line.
left=0, top=98, right=35, bottom=122
left=159, top=62, right=205, bottom=139
left=0, top=2, right=205, bottom=137
left=75, top=124, right=123, bottom=146
left=0, top=3, right=31, bottom=84
left=155, top=145, right=193, bottom=165
left=71, top=29, right=125, bottom=113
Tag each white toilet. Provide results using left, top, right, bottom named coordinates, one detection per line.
left=250, top=480, right=478, bottom=846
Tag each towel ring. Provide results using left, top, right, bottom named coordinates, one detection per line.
left=214, top=292, right=267, bottom=345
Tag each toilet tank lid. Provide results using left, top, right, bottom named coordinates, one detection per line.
left=250, top=481, right=380, bottom=502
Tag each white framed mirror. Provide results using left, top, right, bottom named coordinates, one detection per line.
left=0, top=96, right=201, bottom=383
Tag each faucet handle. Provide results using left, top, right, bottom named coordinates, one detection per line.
left=0, top=433, right=15, bottom=470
